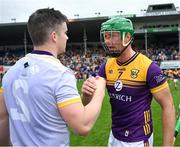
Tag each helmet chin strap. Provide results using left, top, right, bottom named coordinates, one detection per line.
left=105, top=39, right=133, bottom=57
left=117, top=44, right=129, bottom=56
left=122, top=32, right=131, bottom=47
left=116, top=33, right=133, bottom=57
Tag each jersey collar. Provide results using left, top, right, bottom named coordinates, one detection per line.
left=116, top=51, right=139, bottom=66
left=31, top=50, right=54, bottom=57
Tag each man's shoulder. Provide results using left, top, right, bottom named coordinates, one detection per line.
left=136, top=53, right=152, bottom=67
left=27, top=53, right=69, bottom=73
left=138, top=53, right=152, bottom=62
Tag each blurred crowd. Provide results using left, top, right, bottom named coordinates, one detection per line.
left=58, top=47, right=106, bottom=80
left=139, top=46, right=180, bottom=63
left=0, top=46, right=180, bottom=80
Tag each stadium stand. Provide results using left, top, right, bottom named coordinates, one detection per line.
left=0, top=3, right=180, bottom=80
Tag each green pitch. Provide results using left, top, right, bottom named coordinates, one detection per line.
left=70, top=80, right=180, bottom=146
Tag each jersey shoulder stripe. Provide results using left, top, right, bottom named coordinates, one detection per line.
left=57, top=97, right=81, bottom=107
left=150, top=81, right=168, bottom=93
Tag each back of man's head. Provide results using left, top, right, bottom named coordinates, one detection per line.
left=27, top=8, right=68, bottom=46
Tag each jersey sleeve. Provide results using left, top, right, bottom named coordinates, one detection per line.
left=55, top=69, right=81, bottom=108
left=98, top=63, right=106, bottom=79
left=147, top=62, right=168, bottom=94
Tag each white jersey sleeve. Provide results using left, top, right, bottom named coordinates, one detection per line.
left=55, top=69, right=81, bottom=107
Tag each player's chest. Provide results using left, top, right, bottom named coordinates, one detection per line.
left=106, top=66, right=143, bottom=81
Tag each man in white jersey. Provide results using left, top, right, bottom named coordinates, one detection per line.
left=0, top=8, right=105, bottom=146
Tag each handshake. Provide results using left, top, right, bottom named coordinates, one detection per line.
left=81, top=76, right=106, bottom=105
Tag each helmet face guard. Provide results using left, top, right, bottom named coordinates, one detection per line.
left=100, top=17, right=134, bottom=57
left=100, top=31, right=122, bottom=56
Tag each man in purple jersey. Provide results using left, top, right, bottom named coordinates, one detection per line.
left=82, top=16, right=175, bottom=146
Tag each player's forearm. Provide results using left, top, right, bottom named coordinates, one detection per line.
left=64, top=77, right=106, bottom=136
left=80, top=78, right=106, bottom=135
left=83, top=88, right=105, bottom=130
left=162, top=105, right=175, bottom=146
left=72, top=89, right=105, bottom=136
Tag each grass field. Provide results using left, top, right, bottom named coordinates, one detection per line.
left=70, top=80, right=180, bottom=146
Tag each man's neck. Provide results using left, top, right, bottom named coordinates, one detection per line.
left=34, top=44, right=57, bottom=58
left=117, top=48, right=136, bottom=63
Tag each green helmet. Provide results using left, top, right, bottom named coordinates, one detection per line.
left=100, top=16, right=134, bottom=56
left=101, top=16, right=134, bottom=41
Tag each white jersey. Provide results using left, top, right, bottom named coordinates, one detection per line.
left=2, top=52, right=81, bottom=146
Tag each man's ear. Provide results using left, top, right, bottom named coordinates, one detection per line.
left=50, top=31, right=57, bottom=43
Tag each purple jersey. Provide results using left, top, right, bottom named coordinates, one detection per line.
left=98, top=52, right=168, bottom=142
